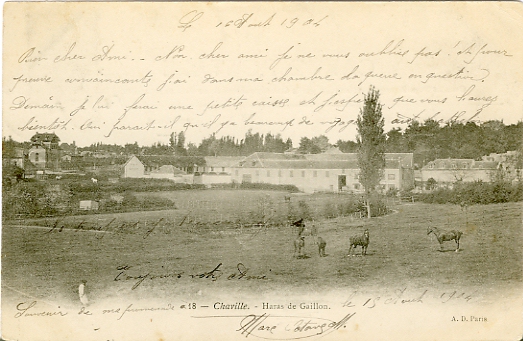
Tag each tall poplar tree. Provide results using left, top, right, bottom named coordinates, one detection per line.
left=357, top=86, right=386, bottom=218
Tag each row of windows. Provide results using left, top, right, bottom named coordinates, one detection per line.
left=346, top=184, right=396, bottom=190
left=234, top=170, right=396, bottom=180
left=427, top=163, right=470, bottom=169
left=197, top=167, right=227, bottom=172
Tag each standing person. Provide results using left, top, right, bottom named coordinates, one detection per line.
left=79, top=280, right=89, bottom=306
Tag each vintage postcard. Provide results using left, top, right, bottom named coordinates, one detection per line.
left=2, top=2, right=522, bottom=340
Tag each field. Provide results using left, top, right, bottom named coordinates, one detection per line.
left=2, top=189, right=522, bottom=310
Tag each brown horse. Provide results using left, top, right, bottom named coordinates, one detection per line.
left=294, top=236, right=306, bottom=258
left=427, top=226, right=462, bottom=252
left=348, top=229, right=370, bottom=256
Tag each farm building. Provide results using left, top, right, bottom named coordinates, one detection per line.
left=420, top=159, right=498, bottom=187
left=196, top=156, right=244, bottom=174
left=149, top=165, right=188, bottom=183
left=231, top=152, right=414, bottom=193
left=122, top=155, right=146, bottom=178
left=121, top=155, right=193, bottom=183
left=193, top=156, right=244, bottom=185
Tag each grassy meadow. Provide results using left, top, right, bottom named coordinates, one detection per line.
left=2, top=191, right=522, bottom=308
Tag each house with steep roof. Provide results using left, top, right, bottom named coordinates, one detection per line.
left=28, top=132, right=61, bottom=170
left=231, top=152, right=414, bottom=193
left=122, top=155, right=146, bottom=178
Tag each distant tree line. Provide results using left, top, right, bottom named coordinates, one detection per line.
left=2, top=120, right=522, bottom=164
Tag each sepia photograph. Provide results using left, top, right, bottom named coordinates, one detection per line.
left=2, top=2, right=522, bottom=340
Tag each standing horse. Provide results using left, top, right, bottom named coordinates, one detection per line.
left=294, top=236, right=306, bottom=258
left=348, top=229, right=370, bottom=256
left=427, top=226, right=462, bottom=252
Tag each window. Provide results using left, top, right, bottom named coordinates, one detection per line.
left=313, top=171, right=317, bottom=177
left=267, top=170, right=271, bottom=177
left=325, top=171, right=330, bottom=177
left=211, top=167, right=214, bottom=172
left=388, top=174, right=395, bottom=180
left=428, top=163, right=434, bottom=169
left=290, top=170, right=294, bottom=177
left=354, top=184, right=360, bottom=190
left=451, top=163, right=457, bottom=169
left=35, top=153, right=39, bottom=162
left=353, top=173, right=359, bottom=179
left=222, top=167, right=225, bottom=172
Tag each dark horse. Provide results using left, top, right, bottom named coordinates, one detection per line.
left=427, top=226, right=463, bottom=252
left=292, top=218, right=306, bottom=237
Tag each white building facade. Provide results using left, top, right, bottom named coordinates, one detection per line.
left=230, top=152, right=414, bottom=193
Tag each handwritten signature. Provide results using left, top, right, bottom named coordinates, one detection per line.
left=237, top=312, right=355, bottom=339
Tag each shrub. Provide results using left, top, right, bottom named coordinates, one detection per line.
left=386, top=187, right=399, bottom=197
left=322, top=201, right=338, bottom=219
left=139, top=196, right=177, bottom=209
left=297, top=200, right=313, bottom=220
left=337, top=198, right=360, bottom=216
left=121, top=193, right=140, bottom=208
left=238, top=182, right=300, bottom=192
left=418, top=180, right=523, bottom=205
left=426, top=178, right=437, bottom=190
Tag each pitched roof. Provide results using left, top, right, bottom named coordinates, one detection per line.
left=237, top=152, right=411, bottom=169
left=30, top=133, right=60, bottom=144
left=471, top=161, right=498, bottom=169
left=150, top=165, right=185, bottom=175
left=204, top=156, right=244, bottom=168
left=423, top=159, right=498, bottom=170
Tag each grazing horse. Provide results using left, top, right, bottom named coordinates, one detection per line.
left=294, top=236, right=305, bottom=258
left=427, top=226, right=462, bottom=252
left=91, top=178, right=98, bottom=184
left=348, top=229, right=370, bottom=256
left=317, top=236, right=327, bottom=257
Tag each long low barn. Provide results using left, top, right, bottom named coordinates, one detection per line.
left=231, top=152, right=414, bottom=193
